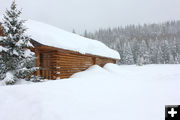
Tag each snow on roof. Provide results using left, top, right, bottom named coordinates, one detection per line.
left=25, top=20, right=120, bottom=59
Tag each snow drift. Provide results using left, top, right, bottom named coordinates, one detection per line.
left=0, top=64, right=180, bottom=120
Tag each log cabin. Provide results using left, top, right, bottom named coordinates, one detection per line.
left=0, top=20, right=120, bottom=79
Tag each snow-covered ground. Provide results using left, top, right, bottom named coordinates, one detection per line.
left=0, top=64, right=180, bottom=120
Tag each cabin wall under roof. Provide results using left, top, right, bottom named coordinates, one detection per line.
left=53, top=51, right=94, bottom=79
left=35, top=46, right=116, bottom=79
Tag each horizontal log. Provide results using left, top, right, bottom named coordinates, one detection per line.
left=52, top=65, right=91, bottom=68
left=40, top=68, right=88, bottom=72
left=58, top=62, right=93, bottom=66
left=55, top=69, right=87, bottom=72
left=53, top=73, right=74, bottom=77
left=53, top=54, right=89, bottom=59
left=53, top=66, right=89, bottom=70
left=50, top=63, right=93, bottom=66
left=53, top=57, right=90, bottom=62
left=50, top=60, right=93, bottom=64
left=54, top=69, right=87, bottom=73
left=41, top=65, right=91, bottom=69
left=55, top=58, right=92, bottom=61
left=60, top=75, right=72, bottom=79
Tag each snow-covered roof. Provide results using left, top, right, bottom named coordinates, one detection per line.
left=25, top=20, right=120, bottom=59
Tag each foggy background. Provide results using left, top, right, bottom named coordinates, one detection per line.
left=0, top=0, right=180, bottom=33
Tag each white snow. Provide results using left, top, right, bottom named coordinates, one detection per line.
left=0, top=36, right=3, bottom=41
left=13, top=49, right=19, bottom=56
left=1, top=71, right=14, bottom=85
left=0, top=46, right=8, bottom=52
left=16, top=39, right=34, bottom=48
left=26, top=40, right=34, bottom=47
left=25, top=20, right=120, bottom=59
left=15, top=39, right=24, bottom=46
left=0, top=64, right=180, bottom=120
left=24, top=49, right=35, bottom=57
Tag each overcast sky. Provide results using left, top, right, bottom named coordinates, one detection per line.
left=0, top=0, right=180, bottom=33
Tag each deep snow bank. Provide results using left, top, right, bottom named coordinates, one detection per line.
left=0, top=64, right=180, bottom=120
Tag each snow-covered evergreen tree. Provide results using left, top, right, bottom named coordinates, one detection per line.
left=122, top=42, right=134, bottom=64
left=136, top=55, right=143, bottom=66
left=169, top=54, right=174, bottom=64
left=156, top=46, right=164, bottom=64
left=149, top=39, right=157, bottom=64
left=84, top=30, right=88, bottom=38
left=0, top=1, right=39, bottom=85
left=176, top=53, right=180, bottom=64
left=141, top=40, right=150, bottom=64
left=162, top=40, right=171, bottom=64
left=136, top=40, right=150, bottom=65
left=72, top=29, right=76, bottom=34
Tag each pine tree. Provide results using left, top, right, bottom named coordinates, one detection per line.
left=122, top=42, right=134, bottom=64
left=175, top=53, right=180, bottom=64
left=136, top=40, right=150, bottom=65
left=156, top=46, right=164, bottom=64
left=169, top=54, right=174, bottom=64
left=136, top=55, right=143, bottom=66
left=84, top=30, right=88, bottom=38
left=141, top=40, right=150, bottom=64
left=161, top=40, right=171, bottom=64
left=0, top=1, right=39, bottom=85
left=72, top=29, right=76, bottom=34
left=148, top=39, right=158, bottom=64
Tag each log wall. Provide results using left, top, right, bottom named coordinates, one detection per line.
left=34, top=45, right=117, bottom=80
left=52, top=51, right=94, bottom=79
